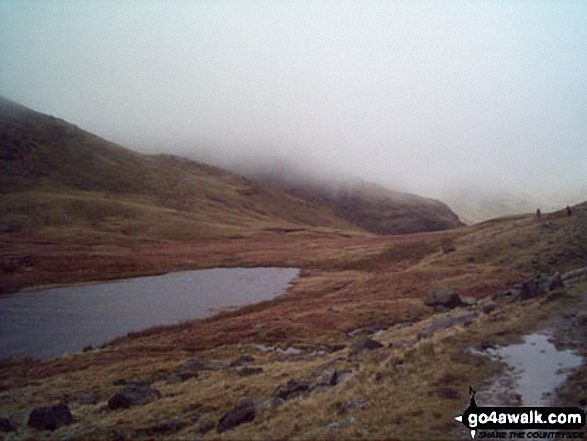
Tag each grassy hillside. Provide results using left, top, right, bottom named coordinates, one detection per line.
left=0, top=97, right=362, bottom=242
left=241, top=168, right=464, bottom=235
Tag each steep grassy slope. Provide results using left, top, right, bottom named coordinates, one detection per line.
left=242, top=169, right=464, bottom=234
left=0, top=97, right=360, bottom=241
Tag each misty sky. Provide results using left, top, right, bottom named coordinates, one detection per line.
left=1, top=0, right=586, bottom=201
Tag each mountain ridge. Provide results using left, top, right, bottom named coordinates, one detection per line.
left=0, top=97, right=462, bottom=241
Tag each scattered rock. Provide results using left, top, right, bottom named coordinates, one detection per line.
left=27, top=403, right=73, bottom=431
left=336, top=369, right=354, bottom=384
left=549, top=271, right=563, bottom=290
left=107, top=385, right=161, bottom=410
left=310, top=367, right=338, bottom=393
left=237, top=367, right=263, bottom=377
left=348, top=338, right=384, bottom=356
left=325, top=343, right=347, bottom=352
left=443, top=244, right=457, bottom=254
left=78, top=394, right=98, bottom=405
left=520, top=274, right=547, bottom=300
left=407, top=305, right=424, bottom=319
left=254, top=323, right=267, bottom=329
left=482, top=301, right=497, bottom=314
left=460, top=296, right=477, bottom=307
left=0, top=417, right=15, bottom=433
left=424, top=288, right=461, bottom=309
left=136, top=419, right=181, bottom=436
left=217, top=397, right=256, bottom=434
left=205, top=360, right=231, bottom=370
left=255, top=397, right=284, bottom=412
left=273, top=379, right=310, bottom=400
left=347, top=326, right=379, bottom=337
left=338, top=399, right=369, bottom=415
left=230, top=355, right=256, bottom=367
left=328, top=417, right=354, bottom=430
left=199, top=420, right=215, bottom=434
left=419, top=311, right=479, bottom=339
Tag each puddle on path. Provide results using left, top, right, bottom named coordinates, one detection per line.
left=480, top=331, right=583, bottom=406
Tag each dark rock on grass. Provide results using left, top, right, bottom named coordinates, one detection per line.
left=199, top=420, right=216, bottom=434
left=348, top=338, right=384, bottom=356
left=460, top=296, right=477, bottom=307
left=424, top=288, right=461, bottom=309
left=326, top=343, right=347, bottom=352
left=107, top=385, right=161, bottom=410
left=273, top=379, right=310, bottom=400
left=217, top=397, right=256, bottom=434
left=549, top=271, right=564, bottom=290
left=418, top=311, right=479, bottom=339
left=443, top=244, right=457, bottom=254
left=78, top=394, right=98, bottom=405
left=237, top=367, right=263, bottom=377
left=255, top=397, right=284, bottom=412
left=328, top=417, right=355, bottom=430
left=520, top=274, right=546, bottom=300
left=27, top=403, right=73, bottom=431
left=482, top=301, right=497, bottom=314
left=136, top=419, right=181, bottom=436
left=310, top=367, right=338, bottom=392
left=407, top=305, right=424, bottom=319
left=230, top=355, right=256, bottom=367
left=0, top=417, right=15, bottom=433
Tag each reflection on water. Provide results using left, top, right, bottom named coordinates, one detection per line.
left=0, top=267, right=299, bottom=360
left=483, top=332, right=583, bottom=406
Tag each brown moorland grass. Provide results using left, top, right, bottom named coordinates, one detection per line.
left=0, top=209, right=586, bottom=439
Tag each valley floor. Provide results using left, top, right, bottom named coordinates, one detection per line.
left=0, top=210, right=586, bottom=439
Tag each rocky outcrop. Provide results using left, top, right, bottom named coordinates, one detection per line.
left=348, top=338, right=384, bottom=356
left=424, top=288, right=461, bottom=309
left=217, top=397, right=256, bottom=434
left=419, top=311, right=479, bottom=339
left=108, top=385, right=161, bottom=410
left=27, top=403, right=73, bottom=431
left=273, top=379, right=310, bottom=400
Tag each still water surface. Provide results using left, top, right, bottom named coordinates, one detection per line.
left=0, top=267, right=299, bottom=360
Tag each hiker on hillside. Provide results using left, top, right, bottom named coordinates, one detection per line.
left=536, top=208, right=541, bottom=220
left=566, top=206, right=572, bottom=216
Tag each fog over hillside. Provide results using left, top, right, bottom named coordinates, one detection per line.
left=1, top=1, right=586, bottom=218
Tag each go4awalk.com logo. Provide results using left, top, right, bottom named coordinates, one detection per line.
left=455, top=388, right=586, bottom=439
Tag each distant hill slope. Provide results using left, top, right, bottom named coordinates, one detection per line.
left=0, top=97, right=463, bottom=240
left=0, top=97, right=361, bottom=241
left=241, top=169, right=464, bottom=235
left=441, top=187, right=584, bottom=224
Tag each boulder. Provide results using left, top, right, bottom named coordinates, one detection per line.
left=419, top=311, right=479, bottom=339
left=273, top=379, right=310, bottom=400
left=199, top=420, right=216, bottom=434
left=217, top=397, right=256, bottom=434
left=27, top=403, right=73, bottom=431
left=482, top=301, right=497, bottom=314
left=230, top=355, right=256, bottom=367
left=348, top=338, right=384, bottom=356
left=237, top=367, right=263, bottom=377
left=460, top=296, right=477, bottom=307
left=107, top=385, right=161, bottom=410
left=520, top=274, right=545, bottom=299
left=549, top=271, right=564, bottom=290
left=309, top=367, right=339, bottom=393
left=424, top=288, right=461, bottom=309
left=0, top=417, right=15, bottom=433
